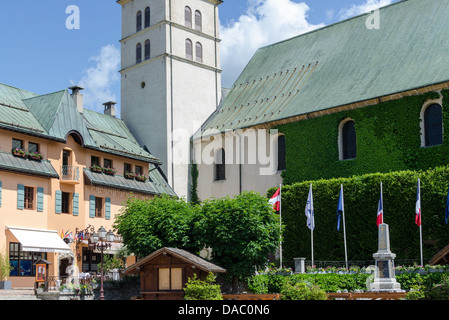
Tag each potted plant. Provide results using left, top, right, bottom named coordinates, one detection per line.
left=135, top=174, right=147, bottom=182
left=103, top=167, right=117, bottom=175
left=0, top=250, right=12, bottom=290
left=27, top=151, right=43, bottom=161
left=124, top=171, right=136, bottom=179
left=11, top=148, right=26, bottom=158
left=89, top=165, right=103, bottom=173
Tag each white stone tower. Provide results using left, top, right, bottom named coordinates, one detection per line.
left=118, top=0, right=222, bottom=197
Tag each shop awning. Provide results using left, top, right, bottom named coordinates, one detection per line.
left=6, top=226, right=72, bottom=253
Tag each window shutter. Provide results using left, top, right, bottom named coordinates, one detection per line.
left=17, top=184, right=24, bottom=210
left=37, top=187, right=44, bottom=212
left=89, top=195, right=95, bottom=218
left=55, top=190, right=62, bottom=214
left=0, top=181, right=2, bottom=207
left=73, top=193, right=79, bottom=216
left=105, top=198, right=111, bottom=220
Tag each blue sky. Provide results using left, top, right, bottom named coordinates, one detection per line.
left=0, top=0, right=398, bottom=117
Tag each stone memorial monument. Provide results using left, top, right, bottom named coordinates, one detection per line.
left=369, top=223, right=403, bottom=292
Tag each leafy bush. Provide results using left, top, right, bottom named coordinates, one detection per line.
left=280, top=280, right=327, bottom=300
left=184, top=273, right=223, bottom=300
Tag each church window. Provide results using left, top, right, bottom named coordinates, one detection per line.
left=144, top=7, right=150, bottom=28
left=277, top=135, right=286, bottom=171
left=424, top=103, right=443, bottom=147
left=195, top=42, right=203, bottom=63
left=186, top=39, right=193, bottom=60
left=136, top=43, right=142, bottom=64
left=340, top=119, right=357, bottom=160
left=195, top=10, right=202, bottom=31
left=145, top=39, right=151, bottom=60
left=185, top=6, right=192, bottom=28
left=136, top=10, right=142, bottom=32
left=214, top=148, right=226, bottom=181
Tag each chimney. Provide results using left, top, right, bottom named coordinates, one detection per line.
left=103, top=101, right=117, bottom=118
left=69, top=86, right=84, bottom=113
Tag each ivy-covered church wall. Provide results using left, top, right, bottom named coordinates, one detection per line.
left=277, top=90, right=449, bottom=185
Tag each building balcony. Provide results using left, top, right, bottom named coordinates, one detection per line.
left=61, top=165, right=80, bottom=184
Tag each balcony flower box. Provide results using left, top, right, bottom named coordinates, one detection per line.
left=103, top=167, right=117, bottom=176
left=135, top=174, right=148, bottom=182
left=89, top=165, right=103, bottom=173
left=12, top=148, right=26, bottom=158
left=27, top=151, right=43, bottom=161
left=124, top=171, right=136, bottom=179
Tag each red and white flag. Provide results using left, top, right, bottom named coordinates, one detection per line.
left=269, top=187, right=281, bottom=211
left=415, top=179, right=421, bottom=227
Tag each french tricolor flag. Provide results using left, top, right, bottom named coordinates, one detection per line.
left=415, top=179, right=421, bottom=227
left=269, top=187, right=281, bottom=211
left=377, top=182, right=383, bottom=227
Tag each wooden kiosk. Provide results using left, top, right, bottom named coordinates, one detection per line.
left=123, top=247, right=226, bottom=300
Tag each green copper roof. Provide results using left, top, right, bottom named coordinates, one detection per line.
left=0, top=151, right=59, bottom=178
left=201, top=0, right=449, bottom=135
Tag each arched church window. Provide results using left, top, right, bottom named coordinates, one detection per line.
left=195, top=42, right=203, bottom=63
left=145, top=7, right=150, bottom=28
left=277, top=135, right=286, bottom=171
left=185, top=6, right=192, bottom=28
left=340, top=120, right=356, bottom=160
left=195, top=10, right=202, bottom=31
left=424, top=103, right=443, bottom=147
left=136, top=43, right=142, bottom=64
left=214, top=148, right=226, bottom=181
left=145, top=40, right=151, bottom=60
left=186, top=39, right=193, bottom=60
left=136, top=10, right=142, bottom=32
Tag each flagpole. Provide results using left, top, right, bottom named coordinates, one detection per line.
left=279, top=184, right=282, bottom=268
left=380, top=181, right=384, bottom=224
left=341, top=184, right=348, bottom=270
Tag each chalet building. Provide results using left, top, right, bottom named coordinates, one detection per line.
left=0, top=83, right=174, bottom=287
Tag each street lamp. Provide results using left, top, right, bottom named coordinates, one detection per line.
left=89, top=226, right=115, bottom=300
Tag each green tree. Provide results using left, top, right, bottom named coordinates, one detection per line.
left=113, top=195, right=203, bottom=258
left=200, top=192, right=281, bottom=292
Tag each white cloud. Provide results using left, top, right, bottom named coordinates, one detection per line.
left=75, top=44, right=120, bottom=112
left=338, top=0, right=394, bottom=20
left=219, top=0, right=324, bottom=88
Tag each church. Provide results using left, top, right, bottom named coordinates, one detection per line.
left=118, top=0, right=449, bottom=201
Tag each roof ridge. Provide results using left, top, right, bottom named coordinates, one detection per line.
left=257, top=0, right=408, bottom=52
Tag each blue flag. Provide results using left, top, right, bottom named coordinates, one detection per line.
left=446, top=185, right=449, bottom=224
left=337, top=185, right=344, bottom=231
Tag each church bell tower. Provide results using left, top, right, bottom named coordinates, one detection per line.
left=118, top=0, right=222, bottom=198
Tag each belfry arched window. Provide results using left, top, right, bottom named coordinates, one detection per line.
left=195, top=42, right=203, bottom=63
left=145, top=40, right=151, bottom=60
left=340, top=119, right=357, bottom=160
left=195, top=10, right=202, bottom=31
left=136, top=43, right=142, bottom=64
left=144, top=7, right=150, bottom=28
left=186, top=39, right=193, bottom=60
left=185, top=6, right=192, bottom=28
left=136, top=11, right=142, bottom=32
left=424, top=103, right=443, bottom=147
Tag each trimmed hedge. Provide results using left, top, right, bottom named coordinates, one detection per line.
left=267, top=166, right=449, bottom=263
left=247, top=272, right=449, bottom=294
